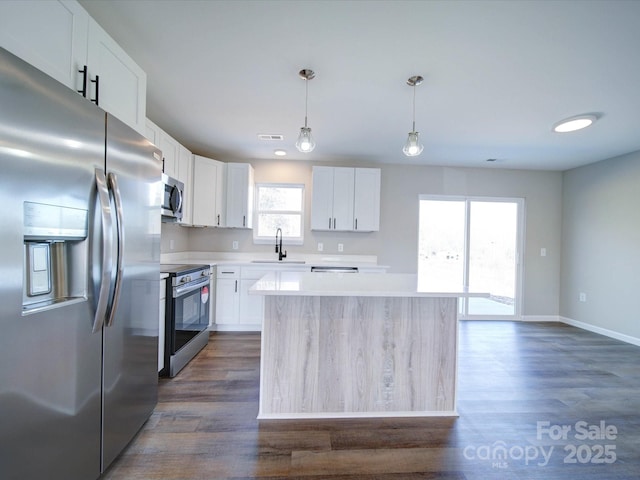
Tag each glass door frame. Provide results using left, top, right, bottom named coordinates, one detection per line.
left=418, top=194, right=525, bottom=320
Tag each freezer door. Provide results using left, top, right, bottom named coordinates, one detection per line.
left=0, top=48, right=104, bottom=479
left=101, top=113, right=161, bottom=471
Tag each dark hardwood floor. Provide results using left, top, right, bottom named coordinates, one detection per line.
left=103, top=322, right=640, bottom=479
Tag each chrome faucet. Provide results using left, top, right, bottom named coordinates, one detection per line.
left=275, top=228, right=287, bottom=261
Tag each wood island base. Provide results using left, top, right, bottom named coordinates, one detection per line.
left=258, top=295, right=458, bottom=419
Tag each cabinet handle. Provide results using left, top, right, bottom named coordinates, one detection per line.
left=234, top=280, right=238, bottom=293
left=78, top=65, right=88, bottom=98
left=328, top=217, right=332, bottom=229
left=333, top=218, right=336, bottom=229
left=355, top=218, right=358, bottom=230
left=91, top=75, right=100, bottom=106
left=243, top=215, right=246, bottom=227
left=217, top=214, right=220, bottom=226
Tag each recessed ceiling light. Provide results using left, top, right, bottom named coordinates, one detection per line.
left=553, top=114, right=597, bottom=133
left=274, top=149, right=287, bottom=156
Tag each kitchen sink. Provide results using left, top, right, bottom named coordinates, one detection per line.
left=251, top=260, right=306, bottom=264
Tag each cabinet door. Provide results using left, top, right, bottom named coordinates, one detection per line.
left=0, top=0, right=89, bottom=91
left=159, top=132, right=179, bottom=177
left=226, top=163, right=253, bottom=228
left=215, top=279, right=239, bottom=325
left=332, top=167, right=355, bottom=231
left=214, top=162, right=226, bottom=227
left=87, top=18, right=146, bottom=134
left=239, top=280, right=263, bottom=325
left=353, top=168, right=381, bottom=231
left=145, top=118, right=161, bottom=146
left=310, top=166, right=335, bottom=230
left=192, top=155, right=220, bottom=227
left=177, top=145, right=193, bottom=225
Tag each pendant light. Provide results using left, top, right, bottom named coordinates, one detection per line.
left=296, top=68, right=316, bottom=153
left=403, top=75, right=424, bottom=157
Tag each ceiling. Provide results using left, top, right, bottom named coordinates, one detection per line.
left=79, top=0, right=640, bottom=171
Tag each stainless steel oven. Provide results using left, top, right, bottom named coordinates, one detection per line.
left=161, top=264, right=211, bottom=377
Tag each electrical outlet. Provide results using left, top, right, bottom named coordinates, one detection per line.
left=579, top=292, right=587, bottom=302
left=338, top=243, right=344, bottom=252
left=232, top=240, right=239, bottom=250
left=540, top=247, right=547, bottom=257
left=317, top=242, right=323, bottom=252
left=169, top=239, right=175, bottom=250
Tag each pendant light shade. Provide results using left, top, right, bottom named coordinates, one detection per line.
left=296, top=69, right=316, bottom=153
left=403, top=75, right=424, bottom=157
left=403, top=131, right=423, bottom=156
left=296, top=126, right=315, bottom=152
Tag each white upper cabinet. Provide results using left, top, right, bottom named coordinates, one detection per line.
left=158, top=130, right=179, bottom=178
left=145, top=119, right=181, bottom=178
left=310, top=166, right=335, bottom=231
left=311, top=166, right=355, bottom=231
left=192, top=155, right=226, bottom=227
left=144, top=119, right=161, bottom=147
left=225, top=163, right=254, bottom=229
left=0, top=0, right=89, bottom=91
left=177, top=145, right=193, bottom=226
left=0, top=0, right=147, bottom=134
left=311, top=166, right=380, bottom=232
left=86, top=18, right=147, bottom=134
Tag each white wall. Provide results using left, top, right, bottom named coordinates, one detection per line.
left=378, top=165, right=562, bottom=317
left=561, top=151, right=640, bottom=340
left=164, top=159, right=563, bottom=317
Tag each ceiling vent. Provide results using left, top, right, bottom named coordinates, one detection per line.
left=258, top=134, right=284, bottom=141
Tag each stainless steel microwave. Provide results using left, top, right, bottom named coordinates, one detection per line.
left=161, top=173, right=183, bottom=222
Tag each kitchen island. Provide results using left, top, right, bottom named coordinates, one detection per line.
left=249, top=272, right=488, bottom=419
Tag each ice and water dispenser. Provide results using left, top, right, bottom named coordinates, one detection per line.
left=22, top=201, right=88, bottom=314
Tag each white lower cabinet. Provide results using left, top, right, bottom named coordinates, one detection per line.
left=238, top=268, right=268, bottom=327
left=215, top=267, right=239, bottom=326
left=215, top=266, right=265, bottom=331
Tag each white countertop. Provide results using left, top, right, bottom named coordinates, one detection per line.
left=160, top=251, right=388, bottom=270
left=249, top=272, right=490, bottom=298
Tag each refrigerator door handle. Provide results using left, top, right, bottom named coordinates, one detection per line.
left=106, top=172, right=125, bottom=328
left=93, top=169, right=114, bottom=333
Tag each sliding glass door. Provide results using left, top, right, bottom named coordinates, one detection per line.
left=418, top=196, right=524, bottom=319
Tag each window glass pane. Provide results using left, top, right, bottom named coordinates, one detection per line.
left=257, top=187, right=302, bottom=211
left=258, top=214, right=301, bottom=237
left=467, top=201, right=517, bottom=316
left=418, top=199, right=465, bottom=287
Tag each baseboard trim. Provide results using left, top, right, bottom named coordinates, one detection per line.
left=560, top=316, right=640, bottom=347
left=522, top=315, right=561, bottom=322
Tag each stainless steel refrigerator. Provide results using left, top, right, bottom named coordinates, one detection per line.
left=0, top=47, right=161, bottom=479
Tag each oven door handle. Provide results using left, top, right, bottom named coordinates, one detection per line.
left=174, top=276, right=210, bottom=297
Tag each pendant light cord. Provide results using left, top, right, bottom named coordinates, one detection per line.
left=412, top=84, right=416, bottom=132
left=304, top=79, right=309, bottom=128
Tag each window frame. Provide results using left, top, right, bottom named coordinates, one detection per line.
left=253, top=182, right=305, bottom=245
